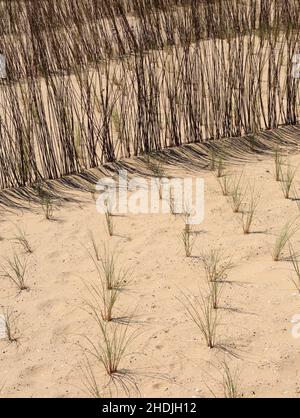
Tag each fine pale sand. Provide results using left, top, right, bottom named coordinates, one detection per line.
left=1, top=134, right=300, bottom=398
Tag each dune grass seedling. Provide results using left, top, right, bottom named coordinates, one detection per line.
left=221, top=361, right=240, bottom=398
left=242, top=186, right=260, bottom=234
left=181, top=293, right=219, bottom=349
left=91, top=245, right=130, bottom=291
left=169, top=189, right=179, bottom=216
left=293, top=187, right=300, bottom=212
left=207, top=279, right=224, bottom=310
left=105, top=206, right=115, bottom=237
left=202, top=249, right=233, bottom=283
left=85, top=280, right=120, bottom=323
left=41, top=195, right=54, bottom=220
left=86, top=318, right=138, bottom=394
left=81, top=357, right=102, bottom=398
left=206, top=360, right=241, bottom=398
left=1, top=254, right=28, bottom=291
left=1, top=308, right=20, bottom=343
left=210, top=149, right=216, bottom=171
left=229, top=174, right=245, bottom=213
left=99, top=247, right=118, bottom=290
left=289, top=244, right=300, bottom=293
left=181, top=226, right=193, bottom=257
left=280, top=163, right=297, bottom=199
left=12, top=226, right=33, bottom=254
left=272, top=218, right=300, bottom=261
left=217, top=174, right=231, bottom=196
left=215, top=157, right=225, bottom=178
left=100, top=288, right=119, bottom=322
left=89, top=231, right=100, bottom=261
left=146, top=156, right=166, bottom=200
left=181, top=222, right=195, bottom=257
left=170, top=194, right=176, bottom=215
left=274, top=148, right=284, bottom=182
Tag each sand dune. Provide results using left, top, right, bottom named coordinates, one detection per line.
left=1, top=138, right=300, bottom=398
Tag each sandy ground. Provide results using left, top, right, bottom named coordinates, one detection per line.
left=1, top=137, right=300, bottom=398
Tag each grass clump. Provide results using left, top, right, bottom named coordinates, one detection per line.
left=181, top=293, right=219, bottom=349
left=181, top=221, right=195, bottom=258
left=81, top=357, right=102, bottom=398
left=274, top=148, right=284, bottom=181
left=214, top=157, right=225, bottom=178
left=146, top=156, right=166, bottom=200
left=1, top=308, right=20, bottom=343
left=202, top=249, right=233, bottom=283
left=181, top=226, right=194, bottom=257
left=1, top=254, right=28, bottom=291
left=85, top=319, right=138, bottom=389
left=280, top=163, right=297, bottom=199
left=207, top=360, right=241, bottom=398
left=207, top=279, right=224, bottom=310
left=105, top=205, right=115, bottom=237
left=89, top=231, right=100, bottom=261
left=169, top=190, right=179, bottom=216
left=289, top=244, right=300, bottom=293
left=221, top=361, right=240, bottom=398
left=210, top=149, right=216, bottom=171
left=41, top=195, right=54, bottom=220
left=229, top=174, right=245, bottom=213
left=293, top=187, right=300, bottom=212
left=217, top=174, right=231, bottom=196
left=85, top=280, right=119, bottom=323
left=95, top=246, right=129, bottom=291
left=272, top=218, right=300, bottom=261
left=242, top=186, right=260, bottom=234
left=12, top=227, right=33, bottom=253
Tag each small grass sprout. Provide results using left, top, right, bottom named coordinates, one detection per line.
left=215, top=157, right=225, bottom=178
left=1, top=308, right=20, bottom=343
left=85, top=280, right=119, bottom=322
left=104, top=200, right=115, bottom=237
left=93, top=246, right=130, bottom=291
left=217, top=174, right=231, bottom=196
left=89, top=231, right=100, bottom=261
left=221, top=361, right=241, bottom=398
left=272, top=218, right=300, bottom=261
left=84, top=318, right=139, bottom=392
left=229, top=174, right=245, bottom=213
left=181, top=292, right=219, bottom=349
left=207, top=279, right=224, bottom=310
left=280, top=163, right=297, bottom=199
left=80, top=357, right=102, bottom=398
left=12, top=226, right=33, bottom=253
left=274, top=147, right=284, bottom=181
left=242, top=186, right=260, bottom=234
left=202, top=249, right=233, bottom=283
left=181, top=213, right=195, bottom=257
left=1, top=254, right=28, bottom=291
left=41, top=195, right=54, bottom=220
left=289, top=244, right=300, bottom=293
